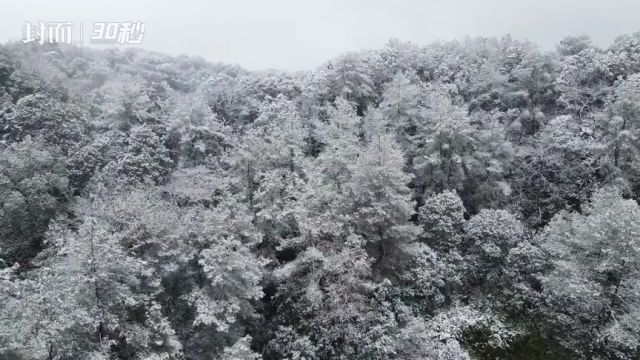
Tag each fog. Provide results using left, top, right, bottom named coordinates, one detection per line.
left=1, top=1, right=639, bottom=71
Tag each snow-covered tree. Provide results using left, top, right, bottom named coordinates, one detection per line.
left=167, top=92, right=232, bottom=167
left=540, top=187, right=640, bottom=358
left=464, top=209, right=526, bottom=287
left=555, top=48, right=615, bottom=118
left=100, top=124, right=174, bottom=186
left=0, top=93, right=86, bottom=154
left=347, top=118, right=421, bottom=275
left=413, top=86, right=477, bottom=195
left=0, top=138, right=69, bottom=265
left=418, top=190, right=465, bottom=251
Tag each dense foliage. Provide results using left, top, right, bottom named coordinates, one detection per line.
left=1, top=32, right=640, bottom=359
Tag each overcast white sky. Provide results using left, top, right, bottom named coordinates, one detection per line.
left=1, top=0, right=639, bottom=71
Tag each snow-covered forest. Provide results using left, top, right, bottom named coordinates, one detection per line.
left=1, top=32, right=640, bottom=359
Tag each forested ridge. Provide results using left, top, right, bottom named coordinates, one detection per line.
left=1, top=32, right=640, bottom=359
